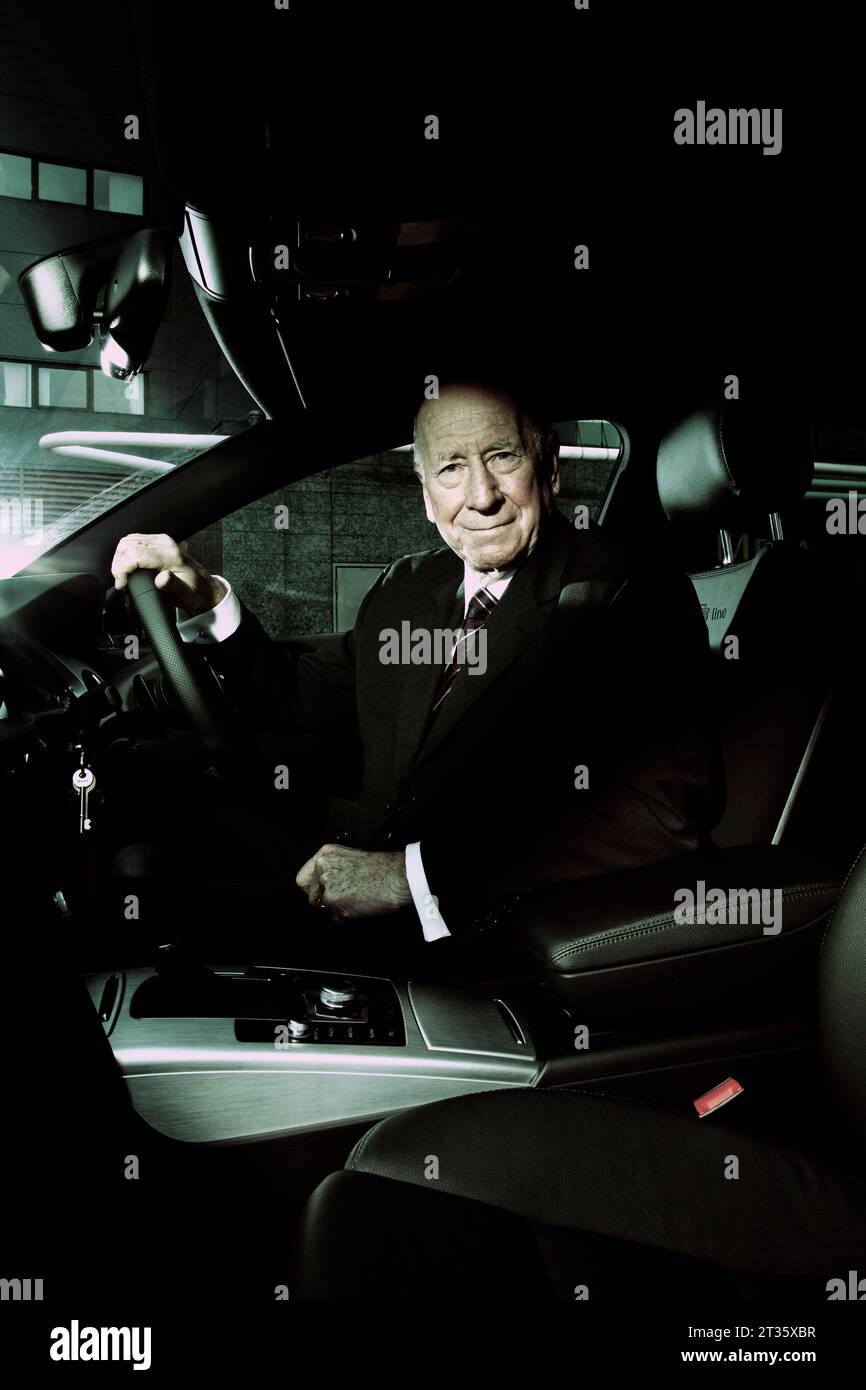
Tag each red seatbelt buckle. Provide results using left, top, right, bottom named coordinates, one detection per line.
left=693, top=1076, right=744, bottom=1118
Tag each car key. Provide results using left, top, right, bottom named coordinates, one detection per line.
left=72, top=765, right=96, bottom=832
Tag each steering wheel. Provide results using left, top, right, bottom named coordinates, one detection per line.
left=126, top=568, right=253, bottom=777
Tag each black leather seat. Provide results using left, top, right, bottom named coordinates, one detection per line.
left=656, top=405, right=842, bottom=850
left=289, top=843, right=866, bottom=1300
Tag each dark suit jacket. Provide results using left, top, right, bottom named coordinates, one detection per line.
left=208, top=507, right=721, bottom=938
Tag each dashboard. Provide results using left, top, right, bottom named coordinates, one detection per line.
left=0, top=634, right=105, bottom=721
left=0, top=567, right=291, bottom=943
left=0, top=572, right=117, bottom=752
left=0, top=568, right=194, bottom=943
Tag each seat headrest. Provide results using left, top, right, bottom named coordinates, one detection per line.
left=657, top=406, right=813, bottom=527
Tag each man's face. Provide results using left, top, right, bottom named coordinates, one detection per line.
left=416, top=386, right=561, bottom=572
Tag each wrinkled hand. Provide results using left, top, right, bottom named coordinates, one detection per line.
left=296, top=845, right=413, bottom=921
left=111, top=532, right=226, bottom=615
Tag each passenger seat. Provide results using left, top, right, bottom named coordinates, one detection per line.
left=656, top=406, right=843, bottom=851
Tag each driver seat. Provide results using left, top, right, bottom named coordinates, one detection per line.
left=289, top=844, right=866, bottom=1299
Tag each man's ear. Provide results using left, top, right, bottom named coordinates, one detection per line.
left=417, top=468, right=436, bottom=522
left=547, top=433, right=562, bottom=497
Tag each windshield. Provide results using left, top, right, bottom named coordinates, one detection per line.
left=1, top=122, right=256, bottom=578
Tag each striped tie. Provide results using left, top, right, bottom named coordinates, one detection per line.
left=428, top=586, right=499, bottom=718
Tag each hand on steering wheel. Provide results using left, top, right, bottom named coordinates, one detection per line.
left=111, top=534, right=268, bottom=801
left=125, top=567, right=238, bottom=761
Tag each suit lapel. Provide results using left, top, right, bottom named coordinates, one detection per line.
left=404, top=509, right=580, bottom=773
left=392, top=548, right=464, bottom=779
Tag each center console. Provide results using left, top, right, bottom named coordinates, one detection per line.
left=86, top=961, right=574, bottom=1144
left=86, top=848, right=841, bottom=1146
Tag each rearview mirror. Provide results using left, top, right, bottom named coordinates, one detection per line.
left=19, top=226, right=173, bottom=379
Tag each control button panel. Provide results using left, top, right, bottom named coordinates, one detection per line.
left=235, top=1016, right=403, bottom=1045
left=234, top=968, right=405, bottom=1046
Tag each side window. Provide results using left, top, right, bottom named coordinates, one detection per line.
left=552, top=419, right=624, bottom=528
left=185, top=422, right=624, bottom=638
left=185, top=450, right=430, bottom=638
left=334, top=564, right=386, bottom=631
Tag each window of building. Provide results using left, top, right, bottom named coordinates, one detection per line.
left=1, top=151, right=144, bottom=213
left=0, top=362, right=32, bottom=407
left=0, top=152, right=31, bottom=199
left=93, top=169, right=143, bottom=216
left=92, top=370, right=145, bottom=414
left=37, top=366, right=87, bottom=409
left=37, top=162, right=87, bottom=206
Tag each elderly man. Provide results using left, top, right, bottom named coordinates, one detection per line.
left=112, top=380, right=718, bottom=977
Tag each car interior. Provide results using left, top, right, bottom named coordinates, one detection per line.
left=2, top=0, right=865, bottom=1334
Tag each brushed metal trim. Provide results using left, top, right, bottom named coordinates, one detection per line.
left=125, top=1071, right=524, bottom=1144
left=408, top=981, right=536, bottom=1059
left=88, top=966, right=539, bottom=1143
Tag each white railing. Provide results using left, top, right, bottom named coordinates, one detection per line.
left=38, top=431, right=227, bottom=473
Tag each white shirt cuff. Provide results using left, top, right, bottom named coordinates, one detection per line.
left=175, top=576, right=242, bottom=644
left=405, top=841, right=451, bottom=941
